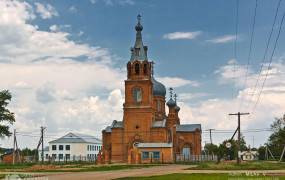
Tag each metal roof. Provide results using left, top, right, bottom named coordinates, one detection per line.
left=111, top=120, right=123, bottom=128
left=152, top=119, right=166, bottom=128
left=104, top=120, right=123, bottom=133
left=152, top=78, right=166, bottom=97
left=176, top=124, right=201, bottom=132
left=137, top=143, right=173, bottom=148
left=49, top=132, right=102, bottom=144
left=104, top=126, right=112, bottom=133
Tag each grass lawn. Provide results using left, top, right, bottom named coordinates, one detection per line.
left=0, top=163, right=159, bottom=172
left=117, top=173, right=285, bottom=180
left=187, top=161, right=285, bottom=170
left=0, top=163, right=35, bottom=170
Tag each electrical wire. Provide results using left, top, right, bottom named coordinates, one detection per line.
left=251, top=10, right=285, bottom=113
left=239, top=0, right=259, bottom=111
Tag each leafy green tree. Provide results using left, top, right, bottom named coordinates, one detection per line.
left=204, top=143, right=219, bottom=155
left=0, top=90, right=15, bottom=137
left=217, top=136, right=248, bottom=161
left=267, top=115, right=285, bottom=160
left=258, top=146, right=266, bottom=160
left=21, top=148, right=37, bottom=156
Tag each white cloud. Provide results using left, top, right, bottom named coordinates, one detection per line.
left=91, top=0, right=134, bottom=6
left=68, top=5, right=77, bottom=13
left=207, top=35, right=236, bottom=44
left=178, top=93, right=209, bottom=101
left=90, top=0, right=97, bottom=4
left=49, top=25, right=59, bottom=32
left=34, top=2, right=58, bottom=19
left=163, top=31, right=202, bottom=40
left=157, top=77, right=200, bottom=88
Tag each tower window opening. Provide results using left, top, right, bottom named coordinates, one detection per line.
left=135, top=63, right=140, bottom=75
left=143, top=63, right=147, bottom=75
left=133, top=87, right=142, bottom=102
left=157, top=100, right=161, bottom=111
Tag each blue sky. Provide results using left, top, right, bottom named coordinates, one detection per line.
left=1, top=0, right=285, bottom=149
left=31, top=0, right=285, bottom=97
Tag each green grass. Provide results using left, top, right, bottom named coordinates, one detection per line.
left=33, top=164, right=158, bottom=172
left=0, top=163, right=159, bottom=172
left=117, top=173, right=285, bottom=180
left=0, top=163, right=35, bottom=169
left=188, top=161, right=285, bottom=170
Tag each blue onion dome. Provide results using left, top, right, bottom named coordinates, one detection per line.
left=135, top=22, right=143, bottom=31
left=166, top=98, right=176, bottom=108
left=152, top=78, right=166, bottom=97
left=175, top=105, right=180, bottom=112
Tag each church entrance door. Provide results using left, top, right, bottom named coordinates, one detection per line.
left=182, top=147, right=190, bottom=160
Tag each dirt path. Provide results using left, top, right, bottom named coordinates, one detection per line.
left=44, top=164, right=192, bottom=180
left=43, top=165, right=285, bottom=180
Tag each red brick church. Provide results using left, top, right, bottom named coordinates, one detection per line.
left=99, top=15, right=201, bottom=164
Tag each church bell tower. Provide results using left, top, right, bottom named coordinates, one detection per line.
left=123, top=15, right=154, bottom=140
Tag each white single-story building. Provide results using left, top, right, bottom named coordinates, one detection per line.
left=239, top=150, right=259, bottom=161
left=39, top=132, right=102, bottom=162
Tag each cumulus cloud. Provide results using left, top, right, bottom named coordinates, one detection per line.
left=163, top=31, right=202, bottom=40
left=0, top=0, right=124, bottom=148
left=157, top=77, right=200, bottom=88
left=177, top=58, right=285, bottom=145
left=206, top=35, right=236, bottom=44
left=34, top=2, right=58, bottom=19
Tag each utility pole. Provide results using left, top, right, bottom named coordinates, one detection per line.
left=40, top=126, right=46, bottom=163
left=206, top=129, right=215, bottom=145
left=229, top=112, right=249, bottom=164
left=13, top=129, right=16, bottom=165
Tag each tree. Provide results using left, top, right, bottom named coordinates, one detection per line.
left=258, top=146, right=266, bottom=160
left=267, top=115, right=285, bottom=160
left=217, top=136, right=248, bottom=161
left=0, top=90, right=15, bottom=137
left=204, top=143, right=219, bottom=155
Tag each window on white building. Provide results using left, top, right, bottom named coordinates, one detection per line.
left=66, top=154, right=70, bottom=160
left=66, top=145, right=70, bottom=150
left=52, top=154, right=56, bottom=159
left=59, top=154, right=63, bottom=160
left=52, top=145, right=56, bottom=150
left=59, top=145, right=63, bottom=150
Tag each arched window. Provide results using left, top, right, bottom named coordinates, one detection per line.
left=135, top=63, right=140, bottom=75
left=157, top=100, right=161, bottom=111
left=133, top=87, right=142, bottom=102
left=143, top=63, right=147, bottom=75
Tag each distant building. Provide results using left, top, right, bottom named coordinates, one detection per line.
left=0, top=149, right=22, bottom=164
left=240, top=151, right=259, bottom=161
left=40, top=132, right=102, bottom=162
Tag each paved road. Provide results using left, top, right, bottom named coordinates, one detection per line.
left=44, top=165, right=285, bottom=180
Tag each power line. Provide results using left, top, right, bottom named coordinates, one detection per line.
left=239, top=0, right=259, bottom=111
left=251, top=10, right=285, bottom=113
left=232, top=0, right=240, bottom=100
left=249, top=0, right=282, bottom=104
